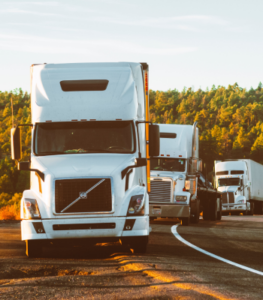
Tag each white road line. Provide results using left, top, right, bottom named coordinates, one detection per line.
left=171, top=224, right=263, bottom=276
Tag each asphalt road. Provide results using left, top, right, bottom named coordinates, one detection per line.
left=0, top=216, right=263, bottom=299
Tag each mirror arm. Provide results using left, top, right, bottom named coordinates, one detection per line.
left=17, top=124, right=33, bottom=128
left=30, top=169, right=45, bottom=181
left=121, top=164, right=147, bottom=179
left=19, top=166, right=45, bottom=181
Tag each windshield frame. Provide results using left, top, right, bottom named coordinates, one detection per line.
left=150, top=157, right=186, bottom=172
left=33, top=120, right=137, bottom=156
left=218, top=177, right=241, bottom=187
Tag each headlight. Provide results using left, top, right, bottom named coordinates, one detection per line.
left=22, top=198, right=41, bottom=219
left=237, top=200, right=245, bottom=203
left=176, top=195, right=187, bottom=201
left=185, top=180, right=190, bottom=190
left=127, top=194, right=145, bottom=216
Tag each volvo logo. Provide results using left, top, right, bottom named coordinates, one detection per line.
left=79, top=192, right=88, bottom=199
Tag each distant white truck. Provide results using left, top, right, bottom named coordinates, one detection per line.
left=11, top=62, right=160, bottom=257
left=149, top=123, right=222, bottom=225
left=215, top=159, right=263, bottom=215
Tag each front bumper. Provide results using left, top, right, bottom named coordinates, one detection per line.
left=222, top=204, right=246, bottom=212
left=149, top=203, right=190, bottom=218
left=21, top=216, right=149, bottom=241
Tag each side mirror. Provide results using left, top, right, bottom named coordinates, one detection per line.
left=149, top=124, right=160, bottom=157
left=11, top=127, right=21, bottom=160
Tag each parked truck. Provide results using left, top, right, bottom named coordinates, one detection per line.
left=149, top=123, right=222, bottom=225
left=215, top=159, right=263, bottom=215
left=10, top=62, right=160, bottom=257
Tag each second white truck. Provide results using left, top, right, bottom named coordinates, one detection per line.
left=149, top=123, right=222, bottom=225
left=215, top=159, right=263, bottom=215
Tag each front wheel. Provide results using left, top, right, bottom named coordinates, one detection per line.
left=217, top=199, right=222, bottom=221
left=26, top=240, right=42, bottom=258
left=191, top=200, right=200, bottom=224
left=210, top=199, right=217, bottom=221
left=181, top=217, right=190, bottom=226
left=248, top=201, right=254, bottom=215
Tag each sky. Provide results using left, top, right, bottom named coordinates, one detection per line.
left=0, top=0, right=262, bottom=93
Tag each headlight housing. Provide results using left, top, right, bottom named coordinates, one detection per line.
left=237, top=200, right=245, bottom=203
left=175, top=195, right=187, bottom=202
left=22, top=198, right=41, bottom=219
left=127, top=194, right=145, bottom=216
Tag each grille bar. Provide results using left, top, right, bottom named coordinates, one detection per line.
left=149, top=179, right=172, bottom=203
left=55, top=178, right=112, bottom=214
left=221, top=192, right=235, bottom=204
left=53, top=223, right=116, bottom=231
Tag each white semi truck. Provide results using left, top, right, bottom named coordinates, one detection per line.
left=149, top=123, right=222, bottom=225
left=215, top=159, right=263, bottom=215
left=11, top=62, right=160, bottom=257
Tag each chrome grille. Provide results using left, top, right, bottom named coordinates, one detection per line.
left=222, top=192, right=235, bottom=204
left=149, top=179, right=172, bottom=203
left=228, top=192, right=234, bottom=203
left=55, top=178, right=112, bottom=213
left=222, top=193, right=228, bottom=204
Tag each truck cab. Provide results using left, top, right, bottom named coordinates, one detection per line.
left=215, top=160, right=251, bottom=214
left=10, top=62, right=160, bottom=256
left=149, top=123, right=201, bottom=225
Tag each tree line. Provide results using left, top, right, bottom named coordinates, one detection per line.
left=0, top=83, right=262, bottom=216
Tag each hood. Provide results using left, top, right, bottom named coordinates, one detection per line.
left=218, top=186, right=238, bottom=193
left=151, top=170, right=186, bottom=181
left=32, top=153, right=135, bottom=178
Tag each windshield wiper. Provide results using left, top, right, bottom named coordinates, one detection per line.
left=39, top=151, right=65, bottom=155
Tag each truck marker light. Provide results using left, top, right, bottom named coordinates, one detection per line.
left=179, top=155, right=182, bottom=157
left=81, top=119, right=87, bottom=122
left=71, top=119, right=78, bottom=122
left=90, top=119, right=96, bottom=121
left=161, top=154, right=164, bottom=156
left=167, top=155, right=170, bottom=157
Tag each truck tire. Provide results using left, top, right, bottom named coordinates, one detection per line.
left=254, top=202, right=263, bottom=214
left=26, top=240, right=42, bottom=258
left=217, top=199, right=222, bottom=220
left=210, top=199, right=217, bottom=221
left=190, top=200, right=200, bottom=224
left=248, top=201, right=254, bottom=216
left=203, top=205, right=210, bottom=220
left=130, top=236, right=148, bottom=254
left=181, top=217, right=190, bottom=226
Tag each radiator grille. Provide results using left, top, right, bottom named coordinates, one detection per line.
left=222, top=192, right=235, bottom=204
left=222, top=193, right=228, bottom=204
left=228, top=192, right=234, bottom=203
left=149, top=179, right=172, bottom=203
left=55, top=178, right=112, bottom=213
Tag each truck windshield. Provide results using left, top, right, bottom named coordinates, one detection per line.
left=218, top=178, right=241, bottom=186
left=150, top=158, right=185, bottom=172
left=34, top=121, right=135, bottom=155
